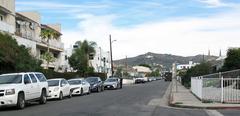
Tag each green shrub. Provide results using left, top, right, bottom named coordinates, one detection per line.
left=0, top=32, right=42, bottom=74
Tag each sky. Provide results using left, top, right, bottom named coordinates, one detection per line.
left=16, top=0, right=240, bottom=60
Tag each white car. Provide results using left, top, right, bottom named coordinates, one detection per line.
left=47, top=78, right=72, bottom=100
left=0, top=72, right=49, bottom=109
left=103, top=78, right=120, bottom=90
left=68, top=78, right=91, bottom=95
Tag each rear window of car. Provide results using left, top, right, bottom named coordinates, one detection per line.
left=35, top=73, right=47, bottom=82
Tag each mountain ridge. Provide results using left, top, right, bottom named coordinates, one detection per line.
left=114, top=52, right=218, bottom=70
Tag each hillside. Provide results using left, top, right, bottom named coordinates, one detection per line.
left=114, top=52, right=218, bottom=70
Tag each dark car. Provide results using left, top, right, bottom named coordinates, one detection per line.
left=85, top=77, right=104, bottom=92
left=164, top=72, right=172, bottom=81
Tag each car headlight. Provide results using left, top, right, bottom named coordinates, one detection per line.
left=54, top=87, right=60, bottom=92
left=5, top=89, right=15, bottom=95
left=93, top=84, right=98, bottom=87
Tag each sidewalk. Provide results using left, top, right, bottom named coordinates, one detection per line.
left=169, top=80, right=240, bottom=109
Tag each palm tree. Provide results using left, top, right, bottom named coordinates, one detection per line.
left=40, top=28, right=59, bottom=69
left=75, top=40, right=97, bottom=58
left=69, top=40, right=97, bottom=74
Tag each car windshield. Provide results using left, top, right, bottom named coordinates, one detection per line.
left=48, top=80, right=60, bottom=86
left=68, top=80, right=81, bottom=85
left=105, top=78, right=117, bottom=82
left=85, top=77, right=98, bottom=83
left=0, top=74, right=22, bottom=84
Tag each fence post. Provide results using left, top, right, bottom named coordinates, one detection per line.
left=220, top=72, right=224, bottom=103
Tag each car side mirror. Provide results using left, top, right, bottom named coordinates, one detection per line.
left=24, top=80, right=30, bottom=84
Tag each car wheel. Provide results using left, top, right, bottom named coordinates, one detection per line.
left=39, top=90, right=47, bottom=104
left=17, top=93, right=25, bottom=109
left=68, top=90, right=72, bottom=98
left=59, top=92, right=63, bottom=100
left=87, top=87, right=91, bottom=94
left=97, top=87, right=100, bottom=92
left=80, top=88, right=83, bottom=96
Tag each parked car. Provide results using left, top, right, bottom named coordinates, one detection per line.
left=149, top=77, right=156, bottom=81
left=85, top=77, right=104, bottom=92
left=103, top=78, right=120, bottom=90
left=47, top=78, right=72, bottom=100
left=0, top=72, right=48, bottom=109
left=134, top=77, right=145, bottom=84
left=68, top=78, right=91, bottom=96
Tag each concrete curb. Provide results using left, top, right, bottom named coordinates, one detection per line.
left=169, top=102, right=240, bottom=110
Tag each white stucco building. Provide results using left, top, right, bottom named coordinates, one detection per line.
left=133, top=66, right=152, bottom=77
left=176, top=61, right=199, bottom=70
left=0, top=0, right=65, bottom=72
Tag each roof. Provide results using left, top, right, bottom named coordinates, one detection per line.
left=0, top=5, right=13, bottom=15
left=16, top=12, right=39, bottom=25
left=41, top=24, right=62, bottom=35
left=133, top=66, right=152, bottom=73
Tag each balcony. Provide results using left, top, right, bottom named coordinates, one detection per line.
left=36, top=38, right=64, bottom=52
left=0, top=21, right=14, bottom=34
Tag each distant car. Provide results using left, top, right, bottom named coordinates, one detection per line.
left=134, top=77, right=145, bottom=84
left=85, top=77, right=104, bottom=92
left=104, top=78, right=120, bottom=90
left=0, top=72, right=48, bottom=109
left=47, top=78, right=72, bottom=100
left=149, top=77, right=156, bottom=81
left=68, top=78, right=91, bottom=95
left=164, top=72, right=172, bottom=81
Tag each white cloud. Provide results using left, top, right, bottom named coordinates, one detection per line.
left=197, top=0, right=233, bottom=7
left=62, top=8, right=240, bottom=60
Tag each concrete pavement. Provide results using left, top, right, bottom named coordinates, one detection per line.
left=170, top=80, right=240, bottom=109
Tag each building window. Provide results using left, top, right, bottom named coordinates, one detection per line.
left=0, top=14, right=4, bottom=21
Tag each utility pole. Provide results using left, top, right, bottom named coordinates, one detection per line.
left=126, top=56, right=128, bottom=77
left=110, top=35, right=114, bottom=77
left=99, top=47, right=102, bottom=72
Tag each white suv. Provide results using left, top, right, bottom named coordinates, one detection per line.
left=0, top=72, right=49, bottom=109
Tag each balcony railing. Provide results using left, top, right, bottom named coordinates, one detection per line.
left=0, top=21, right=15, bottom=34
left=35, top=37, right=64, bottom=51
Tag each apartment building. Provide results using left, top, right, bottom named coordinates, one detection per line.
left=0, top=0, right=15, bottom=34
left=91, top=47, right=111, bottom=76
left=0, top=0, right=65, bottom=72
left=67, top=45, right=112, bottom=76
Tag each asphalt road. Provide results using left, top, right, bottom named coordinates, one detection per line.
left=0, top=80, right=240, bottom=116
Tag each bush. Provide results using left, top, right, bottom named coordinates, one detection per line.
left=181, top=62, right=213, bottom=88
left=0, top=32, right=42, bottom=74
left=41, top=69, right=107, bottom=80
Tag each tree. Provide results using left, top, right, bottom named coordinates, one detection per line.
left=145, top=69, right=160, bottom=77
left=40, top=28, right=59, bottom=69
left=0, top=32, right=42, bottom=74
left=181, top=62, right=212, bottom=88
left=115, top=67, right=123, bottom=77
left=68, top=40, right=97, bottom=75
left=221, top=48, right=240, bottom=71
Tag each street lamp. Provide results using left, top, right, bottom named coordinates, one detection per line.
left=109, top=34, right=116, bottom=77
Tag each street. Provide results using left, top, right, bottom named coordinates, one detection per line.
left=0, top=81, right=240, bottom=116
